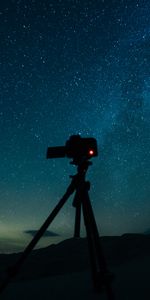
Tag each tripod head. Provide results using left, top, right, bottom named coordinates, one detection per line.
left=71, top=159, right=92, bottom=180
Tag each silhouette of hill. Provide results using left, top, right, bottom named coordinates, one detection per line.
left=144, top=228, right=150, bottom=235
left=0, top=234, right=150, bottom=300
left=0, top=233, right=149, bottom=281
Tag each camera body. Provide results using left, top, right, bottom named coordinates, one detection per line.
left=47, top=135, right=98, bottom=162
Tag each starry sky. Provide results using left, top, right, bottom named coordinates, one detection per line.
left=0, top=0, right=150, bottom=253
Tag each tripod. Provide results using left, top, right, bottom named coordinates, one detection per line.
left=0, top=159, right=115, bottom=299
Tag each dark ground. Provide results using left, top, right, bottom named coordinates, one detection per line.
left=0, top=234, right=150, bottom=299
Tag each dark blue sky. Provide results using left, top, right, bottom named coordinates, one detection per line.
left=0, top=0, right=150, bottom=252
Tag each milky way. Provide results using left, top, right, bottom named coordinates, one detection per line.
left=0, top=0, right=150, bottom=252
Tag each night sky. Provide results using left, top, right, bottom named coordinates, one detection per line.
left=0, top=0, right=150, bottom=253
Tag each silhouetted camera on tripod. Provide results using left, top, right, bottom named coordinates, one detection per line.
left=0, top=135, right=115, bottom=300
left=47, top=135, right=98, bottom=164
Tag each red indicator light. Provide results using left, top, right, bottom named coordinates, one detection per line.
left=89, top=149, right=94, bottom=156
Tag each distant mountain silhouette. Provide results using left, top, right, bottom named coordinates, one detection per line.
left=0, top=233, right=149, bottom=281
left=24, top=230, right=60, bottom=237
left=144, top=228, right=150, bottom=235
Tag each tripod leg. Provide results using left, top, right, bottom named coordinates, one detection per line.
left=82, top=197, right=104, bottom=291
left=0, top=179, right=76, bottom=295
left=72, top=190, right=82, bottom=238
left=82, top=186, right=115, bottom=299
left=74, top=201, right=81, bottom=238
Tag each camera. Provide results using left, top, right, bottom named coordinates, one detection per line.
left=47, top=135, right=98, bottom=162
